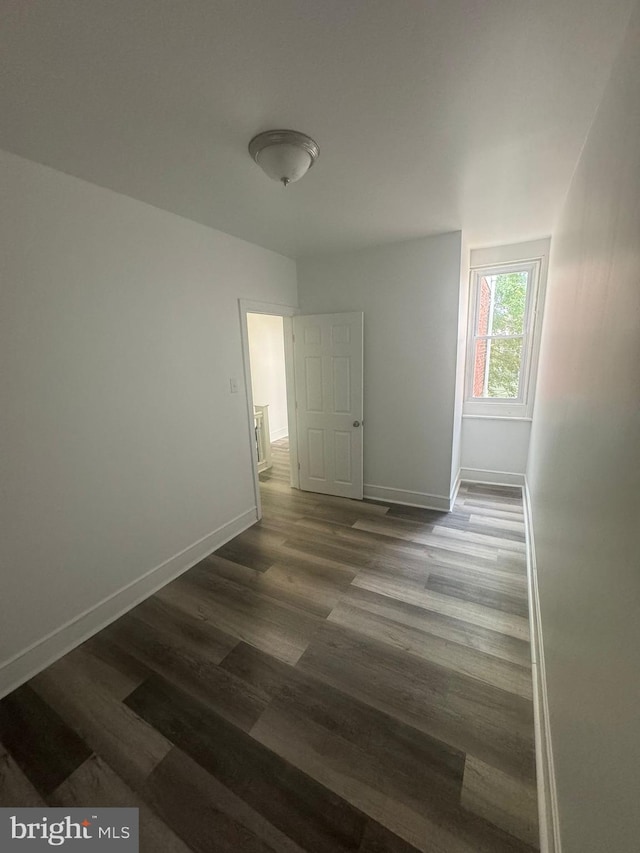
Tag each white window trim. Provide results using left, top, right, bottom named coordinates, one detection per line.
left=464, top=258, right=543, bottom=418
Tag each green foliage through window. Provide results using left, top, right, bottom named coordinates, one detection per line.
left=474, top=271, right=528, bottom=399
left=488, top=273, right=527, bottom=336
left=486, top=337, right=523, bottom=398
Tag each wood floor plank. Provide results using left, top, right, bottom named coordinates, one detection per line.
left=353, top=515, right=436, bottom=543
left=49, top=754, right=191, bottom=853
left=426, top=559, right=528, bottom=588
left=328, top=597, right=533, bottom=699
left=497, top=550, right=528, bottom=572
left=219, top=641, right=297, bottom=698
left=468, top=514, right=526, bottom=534
left=221, top=643, right=466, bottom=802
left=124, top=674, right=370, bottom=853
left=59, top=642, right=147, bottom=702
left=423, top=533, right=521, bottom=561
left=426, top=572, right=529, bottom=618
left=431, top=524, right=526, bottom=553
left=128, top=594, right=240, bottom=664
left=192, top=553, right=353, bottom=619
left=351, top=518, right=435, bottom=546
left=352, top=574, right=531, bottom=641
left=250, top=708, right=433, bottom=851
left=210, top=530, right=362, bottom=583
left=426, top=513, right=526, bottom=544
left=214, top=539, right=278, bottom=573
left=263, top=561, right=355, bottom=611
left=155, top=569, right=322, bottom=665
left=354, top=520, right=516, bottom=562
left=461, top=755, right=539, bottom=848
left=31, top=656, right=172, bottom=790
left=422, top=545, right=507, bottom=574
left=102, top=612, right=269, bottom=732
left=253, top=494, right=308, bottom=523
left=457, top=504, right=524, bottom=522
left=263, top=483, right=390, bottom=518
left=350, top=564, right=432, bottom=598
left=461, top=497, right=525, bottom=515
left=384, top=504, right=449, bottom=524
left=358, top=821, right=429, bottom=853
left=426, top=562, right=529, bottom=602
left=0, top=741, right=47, bottom=806
left=292, top=516, right=429, bottom=560
left=297, top=621, right=536, bottom=782
left=336, top=586, right=532, bottom=667
left=464, top=484, right=523, bottom=500
left=298, top=502, right=395, bottom=528
left=0, top=685, right=92, bottom=796
left=142, top=747, right=307, bottom=853
left=253, top=708, right=534, bottom=853
left=234, top=523, right=289, bottom=548
left=281, top=534, right=376, bottom=571
left=83, top=633, right=154, bottom=689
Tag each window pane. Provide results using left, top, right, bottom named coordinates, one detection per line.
left=472, top=337, right=524, bottom=399
left=476, top=271, right=528, bottom=337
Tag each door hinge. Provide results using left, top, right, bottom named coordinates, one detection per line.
left=298, top=462, right=301, bottom=470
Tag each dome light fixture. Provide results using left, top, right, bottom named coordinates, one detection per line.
left=248, top=129, right=319, bottom=187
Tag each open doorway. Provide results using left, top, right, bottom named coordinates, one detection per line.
left=239, top=300, right=365, bottom=517
left=246, top=312, right=291, bottom=485
left=239, top=299, right=300, bottom=521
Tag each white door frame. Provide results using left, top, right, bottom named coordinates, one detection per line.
left=238, top=298, right=299, bottom=521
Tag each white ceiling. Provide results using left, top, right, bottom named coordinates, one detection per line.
left=0, top=0, right=633, bottom=258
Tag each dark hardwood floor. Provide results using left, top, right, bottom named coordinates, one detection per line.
left=0, top=439, right=538, bottom=852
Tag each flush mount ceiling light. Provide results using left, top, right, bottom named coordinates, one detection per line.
left=248, top=129, right=319, bottom=187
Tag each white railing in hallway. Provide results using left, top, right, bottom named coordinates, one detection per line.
left=254, top=405, right=272, bottom=473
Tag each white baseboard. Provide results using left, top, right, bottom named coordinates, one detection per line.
left=460, top=467, right=525, bottom=487
left=0, top=507, right=258, bottom=700
left=363, top=483, right=452, bottom=512
left=523, top=480, right=562, bottom=853
left=270, top=426, right=289, bottom=442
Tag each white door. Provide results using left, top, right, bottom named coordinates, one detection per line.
left=293, top=312, right=363, bottom=499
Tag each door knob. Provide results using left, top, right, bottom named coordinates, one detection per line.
left=353, top=420, right=361, bottom=427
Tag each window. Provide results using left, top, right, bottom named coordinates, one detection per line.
left=465, top=259, right=541, bottom=417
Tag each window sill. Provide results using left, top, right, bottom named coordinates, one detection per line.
left=462, top=414, right=533, bottom=422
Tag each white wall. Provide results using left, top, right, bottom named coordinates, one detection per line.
left=297, top=232, right=462, bottom=510
left=0, top=149, right=296, bottom=692
left=527, top=3, right=640, bottom=850
left=461, top=238, right=550, bottom=483
left=461, top=418, right=531, bottom=482
left=247, top=313, right=288, bottom=441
